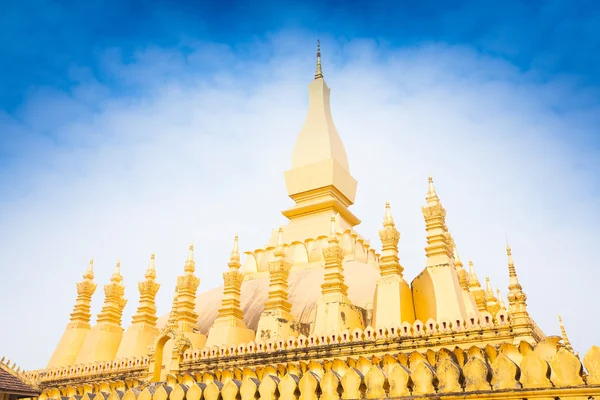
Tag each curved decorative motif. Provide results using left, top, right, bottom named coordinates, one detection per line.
left=35, top=340, right=600, bottom=399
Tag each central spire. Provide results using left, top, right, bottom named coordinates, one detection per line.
left=315, top=40, right=323, bottom=79
left=282, top=41, right=360, bottom=243
left=289, top=41, right=350, bottom=171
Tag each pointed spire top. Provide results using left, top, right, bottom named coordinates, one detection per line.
left=273, top=226, right=286, bottom=259
left=453, top=245, right=463, bottom=268
left=315, top=39, right=323, bottom=79
left=167, top=287, right=179, bottom=329
left=468, top=260, right=481, bottom=288
left=469, top=260, right=476, bottom=277
left=230, top=235, right=240, bottom=263
left=453, top=250, right=468, bottom=291
left=188, top=243, right=194, bottom=260
left=485, top=276, right=494, bottom=295
left=111, top=260, right=123, bottom=283
left=145, top=253, right=156, bottom=279
left=559, top=315, right=574, bottom=353
left=497, top=288, right=506, bottom=309
left=426, top=175, right=439, bottom=202
left=184, top=243, right=195, bottom=274
left=383, top=201, right=395, bottom=228
left=84, top=258, right=95, bottom=280
left=506, top=242, right=519, bottom=282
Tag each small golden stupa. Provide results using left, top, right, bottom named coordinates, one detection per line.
left=13, top=43, right=600, bottom=400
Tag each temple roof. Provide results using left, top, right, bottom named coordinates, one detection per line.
left=0, top=364, right=39, bottom=397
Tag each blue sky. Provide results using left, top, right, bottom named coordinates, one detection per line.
left=1, top=0, right=599, bottom=369
left=3, top=0, right=600, bottom=110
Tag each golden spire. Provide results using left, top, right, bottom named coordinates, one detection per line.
left=421, top=176, right=452, bottom=267
left=506, top=243, right=520, bottom=284
left=426, top=176, right=439, bottom=202
left=264, top=227, right=293, bottom=315
left=167, top=287, right=179, bottom=329
left=215, top=235, right=246, bottom=324
left=559, top=315, right=574, bottom=353
left=96, top=260, right=127, bottom=326
left=378, top=201, right=403, bottom=277
left=68, top=259, right=98, bottom=328
left=504, top=242, right=531, bottom=336
left=383, top=201, right=395, bottom=228
left=468, top=260, right=480, bottom=287
left=284, top=39, right=360, bottom=235
left=176, top=243, right=201, bottom=332
left=485, top=277, right=494, bottom=296
left=145, top=253, right=156, bottom=279
left=453, top=246, right=468, bottom=291
left=497, top=288, right=506, bottom=310
left=485, top=276, right=500, bottom=315
left=132, top=254, right=160, bottom=327
left=274, top=227, right=285, bottom=259
left=452, top=246, right=461, bottom=266
left=111, top=259, right=123, bottom=283
left=315, top=39, right=323, bottom=79
left=84, top=259, right=94, bottom=280
left=505, top=243, right=528, bottom=315
left=468, top=261, right=487, bottom=312
left=184, top=243, right=195, bottom=274
left=321, top=213, right=348, bottom=298
left=257, top=228, right=297, bottom=340
left=228, top=235, right=241, bottom=271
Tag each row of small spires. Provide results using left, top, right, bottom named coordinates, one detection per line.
left=67, top=176, right=574, bottom=349
left=73, top=237, right=574, bottom=349
left=0, top=355, right=25, bottom=374
left=82, top=243, right=196, bottom=283
left=424, top=177, right=575, bottom=354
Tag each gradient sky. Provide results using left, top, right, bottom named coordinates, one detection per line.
left=1, top=0, right=599, bottom=369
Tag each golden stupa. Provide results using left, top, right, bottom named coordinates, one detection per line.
left=10, top=43, right=600, bottom=399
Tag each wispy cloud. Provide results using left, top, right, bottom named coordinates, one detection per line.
left=0, top=34, right=598, bottom=369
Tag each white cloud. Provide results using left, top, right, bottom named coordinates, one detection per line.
left=1, top=33, right=598, bottom=369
